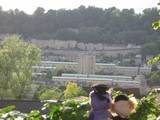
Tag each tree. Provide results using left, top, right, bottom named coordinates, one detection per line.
left=39, top=88, right=62, bottom=100
left=54, top=65, right=65, bottom=76
left=152, top=20, right=160, bottom=30
left=33, top=7, right=45, bottom=16
left=151, top=65, right=159, bottom=72
left=64, top=82, right=87, bottom=99
left=33, top=84, right=63, bottom=100
left=141, top=40, right=160, bottom=57
left=147, top=2, right=160, bottom=65
left=0, top=6, right=159, bottom=44
left=146, top=3, right=160, bottom=87
left=147, top=55, right=160, bottom=65
left=146, top=72, right=160, bottom=86
left=0, top=35, right=41, bottom=99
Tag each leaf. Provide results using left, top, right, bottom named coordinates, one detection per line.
left=152, top=20, right=160, bottom=30
left=147, top=55, right=160, bottom=65
left=0, top=105, right=15, bottom=114
left=41, top=103, right=50, bottom=110
left=28, top=110, right=40, bottom=117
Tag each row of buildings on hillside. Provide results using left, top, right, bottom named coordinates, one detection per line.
left=32, top=54, right=150, bottom=95
left=30, top=39, right=141, bottom=51
left=35, top=57, right=150, bottom=76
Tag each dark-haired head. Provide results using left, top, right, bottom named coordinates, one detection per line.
left=114, top=94, right=129, bottom=102
left=92, top=84, right=109, bottom=101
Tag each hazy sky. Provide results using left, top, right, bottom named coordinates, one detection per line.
left=0, top=0, right=159, bottom=14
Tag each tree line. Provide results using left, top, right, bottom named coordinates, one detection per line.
left=0, top=6, right=159, bottom=44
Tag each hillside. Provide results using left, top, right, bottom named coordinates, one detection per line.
left=0, top=6, right=159, bottom=44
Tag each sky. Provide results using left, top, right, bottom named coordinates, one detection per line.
left=0, top=0, right=159, bottom=14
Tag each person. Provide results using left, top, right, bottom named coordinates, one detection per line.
left=88, top=84, right=112, bottom=120
left=111, top=94, right=137, bottom=120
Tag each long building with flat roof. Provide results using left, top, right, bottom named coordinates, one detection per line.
left=40, top=61, right=151, bottom=76
left=51, top=75, right=141, bottom=88
left=61, top=73, right=132, bottom=81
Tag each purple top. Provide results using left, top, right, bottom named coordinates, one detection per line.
left=88, top=91, right=112, bottom=120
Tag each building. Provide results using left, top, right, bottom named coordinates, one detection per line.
left=50, top=74, right=142, bottom=93
left=135, top=54, right=142, bottom=66
left=77, top=54, right=96, bottom=74
left=40, top=61, right=151, bottom=76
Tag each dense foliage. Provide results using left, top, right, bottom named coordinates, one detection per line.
left=0, top=6, right=159, bottom=44
left=146, top=71, right=160, bottom=86
left=0, top=90, right=160, bottom=120
left=130, top=90, right=160, bottom=120
left=64, top=82, right=87, bottom=99
left=141, top=41, right=160, bottom=58
left=33, top=82, right=87, bottom=100
left=0, top=35, right=41, bottom=99
left=147, top=54, right=160, bottom=65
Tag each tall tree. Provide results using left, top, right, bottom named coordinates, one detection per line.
left=0, top=35, right=41, bottom=99
left=33, top=7, right=45, bottom=16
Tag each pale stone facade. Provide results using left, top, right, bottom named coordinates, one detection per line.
left=77, top=54, right=96, bottom=74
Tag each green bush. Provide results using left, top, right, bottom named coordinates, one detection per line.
left=130, top=90, right=159, bottom=120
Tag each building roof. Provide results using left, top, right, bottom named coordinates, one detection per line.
left=61, top=73, right=132, bottom=79
left=41, top=61, right=78, bottom=65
